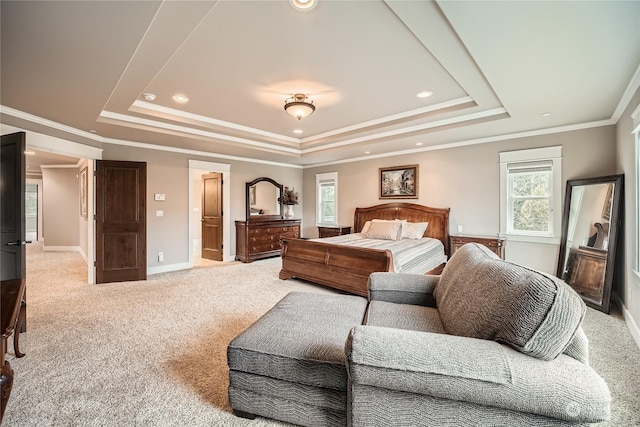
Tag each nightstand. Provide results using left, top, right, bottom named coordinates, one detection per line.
left=318, top=226, right=351, bottom=238
left=450, top=234, right=506, bottom=259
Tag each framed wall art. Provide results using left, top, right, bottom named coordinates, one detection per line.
left=379, top=164, right=418, bottom=199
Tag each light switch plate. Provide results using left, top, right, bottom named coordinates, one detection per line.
left=156, top=210, right=164, bottom=217
left=154, top=193, right=165, bottom=201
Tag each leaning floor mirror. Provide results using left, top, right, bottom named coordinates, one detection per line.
left=556, top=174, right=623, bottom=313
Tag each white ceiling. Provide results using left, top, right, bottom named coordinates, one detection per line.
left=1, top=0, right=639, bottom=168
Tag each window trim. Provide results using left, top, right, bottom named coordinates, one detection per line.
left=316, top=172, right=338, bottom=227
left=633, top=121, right=640, bottom=274
left=499, top=146, right=562, bottom=244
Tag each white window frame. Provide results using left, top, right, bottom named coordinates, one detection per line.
left=316, top=172, right=338, bottom=226
left=499, top=146, right=562, bottom=244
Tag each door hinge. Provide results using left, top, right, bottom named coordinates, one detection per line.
left=94, top=261, right=97, bottom=267
left=221, top=244, right=224, bottom=249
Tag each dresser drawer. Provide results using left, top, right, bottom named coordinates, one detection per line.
left=250, top=241, right=280, bottom=254
left=250, top=234, right=277, bottom=244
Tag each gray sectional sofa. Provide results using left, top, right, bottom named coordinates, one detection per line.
left=227, top=243, right=611, bottom=426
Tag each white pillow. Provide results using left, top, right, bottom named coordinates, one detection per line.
left=361, top=220, right=372, bottom=234
left=402, top=222, right=429, bottom=239
left=363, top=220, right=403, bottom=240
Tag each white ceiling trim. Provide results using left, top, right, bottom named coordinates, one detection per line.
left=305, top=118, right=615, bottom=168
left=0, top=105, right=102, bottom=142
left=612, top=64, right=640, bottom=122
left=98, top=110, right=301, bottom=155
left=130, top=100, right=301, bottom=145
left=301, top=107, right=508, bottom=154
left=102, top=136, right=303, bottom=169
left=300, top=96, right=476, bottom=143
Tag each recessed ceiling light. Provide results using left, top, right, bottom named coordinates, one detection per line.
left=542, top=112, right=551, bottom=117
left=416, top=91, right=433, bottom=98
left=89, top=129, right=97, bottom=133
left=290, top=0, right=317, bottom=11
left=142, top=92, right=156, bottom=102
left=293, top=129, right=303, bottom=134
left=416, top=142, right=423, bottom=146
left=364, top=151, right=371, bottom=154
left=24, top=150, right=35, bottom=156
left=172, top=94, right=189, bottom=104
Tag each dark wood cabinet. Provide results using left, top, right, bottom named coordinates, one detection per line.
left=568, top=246, right=607, bottom=303
left=450, top=234, right=506, bottom=259
left=235, top=219, right=301, bottom=263
left=318, top=226, right=351, bottom=238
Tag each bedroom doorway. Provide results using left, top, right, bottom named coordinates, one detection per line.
left=188, top=160, right=231, bottom=266
left=201, top=172, right=223, bottom=261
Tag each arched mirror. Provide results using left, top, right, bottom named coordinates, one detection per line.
left=246, top=177, right=283, bottom=221
left=556, top=174, right=623, bottom=313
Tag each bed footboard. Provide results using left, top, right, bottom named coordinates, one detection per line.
left=279, top=238, right=392, bottom=296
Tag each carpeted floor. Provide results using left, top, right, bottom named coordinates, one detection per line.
left=3, top=242, right=640, bottom=426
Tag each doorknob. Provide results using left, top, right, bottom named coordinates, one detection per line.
left=5, top=240, right=32, bottom=246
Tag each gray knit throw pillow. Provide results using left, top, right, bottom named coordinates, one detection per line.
left=435, top=243, right=585, bottom=361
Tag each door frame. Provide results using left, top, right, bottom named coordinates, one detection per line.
left=188, top=160, right=231, bottom=264
left=2, top=126, right=102, bottom=283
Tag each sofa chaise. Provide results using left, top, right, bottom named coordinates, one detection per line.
left=227, top=243, right=611, bottom=426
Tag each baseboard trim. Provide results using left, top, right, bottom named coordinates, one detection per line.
left=148, top=262, right=191, bottom=276
left=612, top=292, right=640, bottom=351
left=622, top=304, right=640, bottom=351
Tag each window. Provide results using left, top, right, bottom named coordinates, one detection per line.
left=316, top=172, right=338, bottom=226
left=500, top=146, right=562, bottom=243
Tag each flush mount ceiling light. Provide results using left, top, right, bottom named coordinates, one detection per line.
left=290, top=0, right=317, bottom=11
left=284, top=93, right=315, bottom=120
left=142, top=92, right=156, bottom=101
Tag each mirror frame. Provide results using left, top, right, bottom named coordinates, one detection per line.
left=556, top=174, right=623, bottom=313
left=246, top=177, right=284, bottom=221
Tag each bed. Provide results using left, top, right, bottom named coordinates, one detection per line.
left=279, top=202, right=450, bottom=296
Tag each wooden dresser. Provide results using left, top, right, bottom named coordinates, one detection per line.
left=235, top=219, right=301, bottom=263
left=568, top=246, right=607, bottom=302
left=450, top=234, right=507, bottom=259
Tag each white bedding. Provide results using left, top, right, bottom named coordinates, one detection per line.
left=312, top=233, right=447, bottom=274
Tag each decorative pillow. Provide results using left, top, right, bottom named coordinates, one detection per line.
left=361, top=219, right=405, bottom=235
left=434, top=243, right=586, bottom=361
left=363, top=220, right=403, bottom=240
left=402, top=222, right=428, bottom=239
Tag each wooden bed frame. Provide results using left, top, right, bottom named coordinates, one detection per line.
left=279, top=203, right=450, bottom=296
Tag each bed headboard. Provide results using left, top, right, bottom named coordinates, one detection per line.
left=353, top=203, right=451, bottom=255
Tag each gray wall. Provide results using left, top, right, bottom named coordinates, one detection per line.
left=100, top=144, right=303, bottom=268
left=41, top=167, right=79, bottom=247
left=303, top=125, right=618, bottom=274
left=615, top=85, right=640, bottom=342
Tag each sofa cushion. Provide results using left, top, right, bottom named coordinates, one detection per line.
left=365, top=300, right=445, bottom=334
left=434, top=243, right=586, bottom=361
left=227, top=291, right=368, bottom=390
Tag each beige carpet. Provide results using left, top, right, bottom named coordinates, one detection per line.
left=3, top=242, right=640, bottom=426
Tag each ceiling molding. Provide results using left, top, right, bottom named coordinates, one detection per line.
left=101, top=136, right=304, bottom=169
left=300, top=96, right=476, bottom=143
left=304, top=118, right=615, bottom=168
left=130, top=100, right=301, bottom=145
left=301, top=107, right=508, bottom=154
left=0, top=105, right=102, bottom=142
left=613, top=63, right=640, bottom=122
left=98, top=110, right=301, bottom=155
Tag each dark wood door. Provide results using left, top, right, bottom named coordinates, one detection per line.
left=201, top=172, right=223, bottom=261
left=1, top=132, right=26, bottom=281
left=95, top=160, right=147, bottom=283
